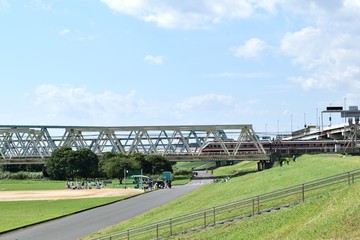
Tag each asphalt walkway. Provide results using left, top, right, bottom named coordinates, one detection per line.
left=0, top=178, right=209, bottom=240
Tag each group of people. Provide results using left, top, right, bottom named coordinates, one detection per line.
left=136, top=178, right=173, bottom=192
left=65, top=180, right=103, bottom=190
left=152, top=179, right=172, bottom=189
left=279, top=155, right=297, bottom=167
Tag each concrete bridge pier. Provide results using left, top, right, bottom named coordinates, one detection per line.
left=257, top=160, right=266, bottom=171
left=257, top=159, right=275, bottom=171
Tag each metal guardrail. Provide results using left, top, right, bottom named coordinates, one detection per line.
left=91, top=169, right=360, bottom=240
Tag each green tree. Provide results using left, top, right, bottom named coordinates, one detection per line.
left=132, top=153, right=152, bottom=174
left=101, top=155, right=140, bottom=184
left=99, top=152, right=119, bottom=171
left=145, top=154, right=173, bottom=174
left=46, top=146, right=73, bottom=180
left=75, top=148, right=99, bottom=179
left=46, top=147, right=99, bottom=180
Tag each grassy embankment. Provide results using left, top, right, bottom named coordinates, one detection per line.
left=174, top=161, right=216, bottom=171
left=85, top=154, right=360, bottom=239
left=175, top=181, right=360, bottom=239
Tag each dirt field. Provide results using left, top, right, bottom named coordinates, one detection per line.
left=0, top=188, right=143, bottom=201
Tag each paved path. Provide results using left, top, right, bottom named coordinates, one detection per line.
left=0, top=180, right=209, bottom=240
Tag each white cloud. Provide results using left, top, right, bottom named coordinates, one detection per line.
left=33, top=85, right=138, bottom=125
left=100, top=0, right=277, bottom=29
left=279, top=1, right=360, bottom=91
left=255, top=0, right=281, bottom=14
left=144, top=55, right=163, bottom=65
left=281, top=27, right=324, bottom=69
left=59, top=29, right=70, bottom=35
left=30, top=85, right=246, bottom=126
left=281, top=26, right=360, bottom=90
left=231, top=38, right=269, bottom=59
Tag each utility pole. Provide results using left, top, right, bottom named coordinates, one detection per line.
left=124, top=169, right=128, bottom=189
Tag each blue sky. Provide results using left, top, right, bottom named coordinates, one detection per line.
left=1, top=0, right=359, bottom=135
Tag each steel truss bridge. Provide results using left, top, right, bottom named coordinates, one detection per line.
left=0, top=124, right=269, bottom=165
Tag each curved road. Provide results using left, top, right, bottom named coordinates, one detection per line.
left=0, top=176, right=211, bottom=240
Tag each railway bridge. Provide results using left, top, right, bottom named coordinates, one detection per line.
left=0, top=124, right=271, bottom=169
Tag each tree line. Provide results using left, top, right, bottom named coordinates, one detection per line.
left=44, top=146, right=174, bottom=182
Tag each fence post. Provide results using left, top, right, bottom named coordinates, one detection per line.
left=204, top=212, right=207, bottom=227
left=257, top=196, right=260, bottom=214
left=252, top=198, right=255, bottom=216
left=348, top=172, right=351, bottom=186
left=170, top=218, right=172, bottom=236
left=127, top=229, right=130, bottom=240
left=156, top=224, right=159, bottom=239
left=352, top=174, right=355, bottom=184
left=302, top=184, right=305, bottom=202
left=213, top=207, right=216, bottom=225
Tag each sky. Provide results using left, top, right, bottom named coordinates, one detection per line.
left=1, top=0, right=360, bottom=135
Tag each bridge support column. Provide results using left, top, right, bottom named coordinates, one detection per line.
left=258, top=160, right=275, bottom=171
left=257, top=160, right=267, bottom=171
left=257, top=161, right=263, bottom=171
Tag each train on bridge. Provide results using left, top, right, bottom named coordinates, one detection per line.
left=201, top=139, right=351, bottom=155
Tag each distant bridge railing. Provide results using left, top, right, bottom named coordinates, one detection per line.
left=91, top=169, right=360, bottom=240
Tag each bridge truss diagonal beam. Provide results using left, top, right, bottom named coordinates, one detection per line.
left=233, top=126, right=266, bottom=155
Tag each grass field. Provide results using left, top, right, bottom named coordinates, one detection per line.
left=0, top=179, right=136, bottom=233
left=84, top=154, right=360, bottom=239
left=0, top=196, right=128, bottom=233
left=0, top=174, right=188, bottom=233
left=0, top=180, right=65, bottom=191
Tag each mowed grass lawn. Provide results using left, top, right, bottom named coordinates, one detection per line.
left=0, top=180, right=65, bottom=191
left=0, top=196, right=127, bottom=233
left=0, top=180, right=130, bottom=233
left=84, top=154, right=360, bottom=239
left=0, top=175, right=189, bottom=233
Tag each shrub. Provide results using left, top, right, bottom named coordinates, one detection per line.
left=0, top=170, right=10, bottom=179
left=0, top=170, right=43, bottom=180
left=174, top=169, right=193, bottom=176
